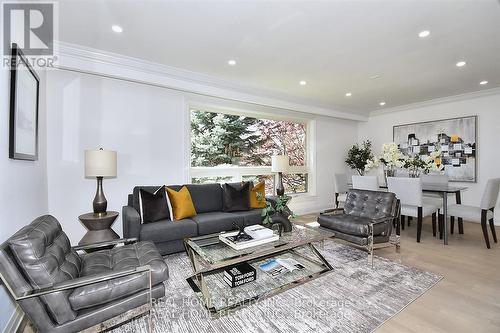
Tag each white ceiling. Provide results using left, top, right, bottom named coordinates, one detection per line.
left=57, top=0, right=500, bottom=115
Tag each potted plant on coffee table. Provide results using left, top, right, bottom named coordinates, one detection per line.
left=258, top=193, right=295, bottom=234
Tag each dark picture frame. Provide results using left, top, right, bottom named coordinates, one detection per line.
left=393, top=116, right=478, bottom=182
left=9, top=43, right=40, bottom=161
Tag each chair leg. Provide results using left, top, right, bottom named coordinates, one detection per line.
left=432, top=213, right=437, bottom=237
left=401, top=215, right=405, bottom=231
left=438, top=214, right=443, bottom=239
left=408, top=216, right=412, bottom=226
left=489, top=218, right=498, bottom=243
left=456, top=191, right=464, bottom=234
left=481, top=210, right=490, bottom=249
left=416, top=208, right=423, bottom=242
left=396, top=214, right=401, bottom=236
left=450, top=216, right=455, bottom=234
left=368, top=224, right=374, bottom=267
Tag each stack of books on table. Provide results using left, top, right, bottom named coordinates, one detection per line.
left=223, top=262, right=256, bottom=288
left=219, top=225, right=278, bottom=250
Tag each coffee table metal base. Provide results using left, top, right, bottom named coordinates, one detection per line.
left=185, top=242, right=333, bottom=317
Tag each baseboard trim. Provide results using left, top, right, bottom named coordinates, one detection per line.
left=2, top=306, right=23, bottom=333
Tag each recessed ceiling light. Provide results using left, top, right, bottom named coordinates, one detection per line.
left=479, top=80, right=488, bottom=85
left=379, top=101, right=386, bottom=106
left=111, top=25, right=123, bottom=33
left=418, top=30, right=430, bottom=38
left=227, top=59, right=236, bottom=66
left=456, top=61, right=466, bottom=67
left=345, top=92, right=352, bottom=97
left=299, top=80, right=307, bottom=86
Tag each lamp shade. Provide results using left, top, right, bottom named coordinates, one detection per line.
left=85, top=149, right=117, bottom=177
left=271, top=155, right=289, bottom=173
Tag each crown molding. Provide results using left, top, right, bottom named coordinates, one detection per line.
left=369, top=87, right=500, bottom=117
left=54, top=41, right=367, bottom=121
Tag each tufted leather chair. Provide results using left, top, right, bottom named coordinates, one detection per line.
left=318, top=189, right=399, bottom=265
left=0, top=215, right=169, bottom=333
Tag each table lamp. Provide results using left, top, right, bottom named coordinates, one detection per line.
left=85, top=148, right=117, bottom=216
left=271, top=155, right=289, bottom=196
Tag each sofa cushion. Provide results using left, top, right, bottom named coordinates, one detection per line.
left=139, top=186, right=170, bottom=223
left=8, top=215, right=81, bottom=324
left=250, top=182, right=266, bottom=208
left=318, top=214, right=391, bottom=237
left=69, top=241, right=168, bottom=311
left=184, top=184, right=223, bottom=213
left=133, top=186, right=175, bottom=214
left=192, top=212, right=245, bottom=235
left=222, top=182, right=251, bottom=212
left=166, top=186, right=197, bottom=220
left=333, top=230, right=390, bottom=246
left=232, top=209, right=263, bottom=226
left=140, top=219, right=198, bottom=243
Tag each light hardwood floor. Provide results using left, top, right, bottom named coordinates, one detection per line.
left=297, top=213, right=500, bottom=333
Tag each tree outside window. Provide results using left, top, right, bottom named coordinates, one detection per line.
left=190, top=109, right=308, bottom=194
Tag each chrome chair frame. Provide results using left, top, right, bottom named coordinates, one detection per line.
left=0, top=238, right=154, bottom=333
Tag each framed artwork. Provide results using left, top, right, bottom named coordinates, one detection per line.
left=9, top=43, right=40, bottom=161
left=393, top=116, right=477, bottom=182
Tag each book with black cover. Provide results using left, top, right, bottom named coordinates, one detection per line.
left=223, top=262, right=256, bottom=288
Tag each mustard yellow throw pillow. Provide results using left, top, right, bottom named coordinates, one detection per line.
left=166, top=186, right=197, bottom=221
left=250, top=182, right=266, bottom=209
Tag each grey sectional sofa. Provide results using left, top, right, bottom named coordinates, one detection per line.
left=123, top=183, right=264, bottom=255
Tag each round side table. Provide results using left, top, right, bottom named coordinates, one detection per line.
left=78, top=211, right=119, bottom=246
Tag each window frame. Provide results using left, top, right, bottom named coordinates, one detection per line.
left=186, top=103, right=316, bottom=197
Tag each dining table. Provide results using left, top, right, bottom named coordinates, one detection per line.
left=418, top=184, right=468, bottom=245
left=378, top=183, right=468, bottom=245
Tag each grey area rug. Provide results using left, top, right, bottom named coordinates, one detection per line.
left=113, top=241, right=442, bottom=333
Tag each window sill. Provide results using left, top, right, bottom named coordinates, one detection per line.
left=287, top=192, right=317, bottom=200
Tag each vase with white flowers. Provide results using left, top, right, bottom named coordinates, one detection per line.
left=404, top=150, right=444, bottom=177
left=365, top=142, right=406, bottom=183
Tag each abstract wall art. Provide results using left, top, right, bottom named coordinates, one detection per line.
left=393, top=116, right=477, bottom=182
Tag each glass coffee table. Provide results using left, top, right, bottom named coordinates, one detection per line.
left=184, top=225, right=335, bottom=316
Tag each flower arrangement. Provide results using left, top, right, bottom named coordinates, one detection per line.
left=404, top=153, right=444, bottom=177
left=365, top=142, right=444, bottom=178
left=365, top=142, right=406, bottom=172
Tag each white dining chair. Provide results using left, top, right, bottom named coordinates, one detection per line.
left=352, top=176, right=379, bottom=191
left=387, top=177, right=440, bottom=242
left=420, top=174, right=448, bottom=231
left=334, top=173, right=349, bottom=208
left=420, top=174, right=449, bottom=195
left=447, top=178, right=500, bottom=249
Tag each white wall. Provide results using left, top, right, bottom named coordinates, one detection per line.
left=45, top=69, right=359, bottom=243
left=46, top=70, right=188, bottom=244
left=0, top=69, right=48, bottom=329
left=291, top=116, right=359, bottom=214
left=358, top=92, right=500, bottom=224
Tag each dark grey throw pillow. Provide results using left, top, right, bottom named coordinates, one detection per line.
left=139, top=186, right=170, bottom=223
left=222, top=182, right=251, bottom=212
